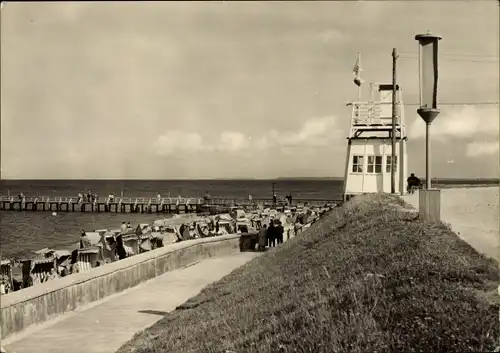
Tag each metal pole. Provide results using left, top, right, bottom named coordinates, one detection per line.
left=426, top=122, right=431, bottom=189
left=391, top=48, right=398, bottom=194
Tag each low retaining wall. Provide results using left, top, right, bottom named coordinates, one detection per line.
left=0, top=234, right=240, bottom=339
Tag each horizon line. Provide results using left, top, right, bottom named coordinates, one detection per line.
left=1, top=177, right=499, bottom=181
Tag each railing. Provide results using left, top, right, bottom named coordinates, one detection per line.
left=0, top=196, right=202, bottom=205
left=208, top=198, right=340, bottom=206
left=350, top=101, right=403, bottom=126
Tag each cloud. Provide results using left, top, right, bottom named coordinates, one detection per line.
left=152, top=116, right=343, bottom=157
left=154, top=131, right=211, bottom=156
left=217, top=131, right=251, bottom=152
left=256, top=116, right=343, bottom=149
left=408, top=106, right=499, bottom=140
left=466, top=141, right=499, bottom=157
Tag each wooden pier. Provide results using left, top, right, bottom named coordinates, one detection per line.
left=0, top=196, right=341, bottom=214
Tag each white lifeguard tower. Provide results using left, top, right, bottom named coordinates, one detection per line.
left=342, top=83, right=408, bottom=199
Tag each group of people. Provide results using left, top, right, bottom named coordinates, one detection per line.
left=272, top=193, right=293, bottom=206
left=258, top=219, right=285, bottom=251
left=77, top=190, right=99, bottom=203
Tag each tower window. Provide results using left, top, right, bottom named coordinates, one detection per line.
left=352, top=155, right=364, bottom=173
left=367, top=156, right=382, bottom=173
left=386, top=156, right=398, bottom=173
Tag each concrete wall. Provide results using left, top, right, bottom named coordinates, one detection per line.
left=0, top=234, right=240, bottom=339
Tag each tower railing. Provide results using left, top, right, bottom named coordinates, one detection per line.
left=350, top=102, right=402, bottom=124
left=347, top=101, right=406, bottom=138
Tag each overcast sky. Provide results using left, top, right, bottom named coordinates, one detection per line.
left=1, top=1, right=498, bottom=179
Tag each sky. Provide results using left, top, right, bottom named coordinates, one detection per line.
left=1, top=1, right=498, bottom=179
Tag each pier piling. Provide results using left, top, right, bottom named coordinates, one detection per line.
left=0, top=195, right=341, bottom=214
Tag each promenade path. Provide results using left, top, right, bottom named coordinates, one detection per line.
left=402, top=187, right=499, bottom=263
left=2, top=252, right=261, bottom=353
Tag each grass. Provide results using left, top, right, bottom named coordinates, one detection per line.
left=116, top=193, right=499, bottom=353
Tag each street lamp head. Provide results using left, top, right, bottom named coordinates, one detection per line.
left=417, top=108, right=440, bottom=125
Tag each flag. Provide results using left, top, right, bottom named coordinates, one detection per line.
left=353, top=52, right=364, bottom=87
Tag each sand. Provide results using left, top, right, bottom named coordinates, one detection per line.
left=402, top=187, right=499, bottom=263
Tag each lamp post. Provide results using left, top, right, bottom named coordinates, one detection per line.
left=415, top=31, right=442, bottom=222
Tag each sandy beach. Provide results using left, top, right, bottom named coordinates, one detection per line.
left=403, top=187, right=499, bottom=263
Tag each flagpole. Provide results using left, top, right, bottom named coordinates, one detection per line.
left=354, top=52, right=362, bottom=101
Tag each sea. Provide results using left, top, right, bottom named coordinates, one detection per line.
left=0, top=179, right=342, bottom=259
left=0, top=178, right=497, bottom=259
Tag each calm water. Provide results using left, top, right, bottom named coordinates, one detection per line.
left=0, top=179, right=342, bottom=258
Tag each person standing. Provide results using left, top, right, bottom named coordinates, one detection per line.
left=267, top=221, right=276, bottom=248
left=276, top=221, right=284, bottom=244
left=120, top=221, right=127, bottom=233
left=407, top=173, right=421, bottom=194
left=258, top=224, right=268, bottom=251
left=203, top=191, right=211, bottom=206
left=294, top=221, right=301, bottom=236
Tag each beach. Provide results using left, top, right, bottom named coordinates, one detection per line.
left=402, top=186, right=499, bottom=262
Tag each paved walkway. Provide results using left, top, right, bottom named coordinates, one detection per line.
left=3, top=252, right=260, bottom=353
left=401, top=187, right=499, bottom=262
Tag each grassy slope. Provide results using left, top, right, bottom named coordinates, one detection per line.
left=117, top=194, right=499, bottom=353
